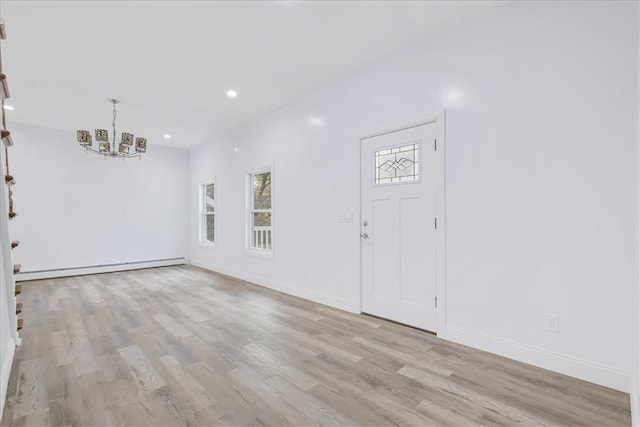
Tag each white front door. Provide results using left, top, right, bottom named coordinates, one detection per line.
left=360, top=122, right=437, bottom=332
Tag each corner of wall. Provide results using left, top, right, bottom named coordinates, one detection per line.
left=442, top=324, right=631, bottom=393
left=634, top=0, right=640, bottom=424
left=0, top=337, right=16, bottom=421
left=632, top=380, right=639, bottom=427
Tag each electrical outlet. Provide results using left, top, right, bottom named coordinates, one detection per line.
left=544, top=313, right=559, bottom=333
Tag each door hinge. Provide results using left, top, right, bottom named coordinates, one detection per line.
left=434, top=139, right=437, bottom=151
left=434, top=217, right=437, bottom=229
left=435, top=296, right=438, bottom=308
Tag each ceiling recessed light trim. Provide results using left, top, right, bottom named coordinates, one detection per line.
left=163, top=134, right=172, bottom=139
left=307, top=115, right=325, bottom=127
left=226, top=89, right=238, bottom=98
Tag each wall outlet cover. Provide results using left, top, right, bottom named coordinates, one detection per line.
left=544, top=312, right=559, bottom=333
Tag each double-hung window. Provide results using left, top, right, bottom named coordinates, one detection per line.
left=248, top=168, right=272, bottom=253
left=200, top=180, right=216, bottom=245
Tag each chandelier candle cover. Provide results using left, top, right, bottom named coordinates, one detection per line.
left=76, top=99, right=147, bottom=159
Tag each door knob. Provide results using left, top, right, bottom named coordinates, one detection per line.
left=360, top=232, right=370, bottom=239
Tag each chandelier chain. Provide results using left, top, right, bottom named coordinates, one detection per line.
left=112, top=100, right=117, bottom=147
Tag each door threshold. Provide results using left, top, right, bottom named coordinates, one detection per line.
left=361, top=312, right=436, bottom=336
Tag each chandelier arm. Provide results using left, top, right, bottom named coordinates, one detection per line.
left=77, top=98, right=146, bottom=159
left=84, top=146, right=139, bottom=158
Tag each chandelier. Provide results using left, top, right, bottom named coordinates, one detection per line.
left=76, top=99, right=147, bottom=159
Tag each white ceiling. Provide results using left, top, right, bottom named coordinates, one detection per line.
left=1, top=1, right=501, bottom=149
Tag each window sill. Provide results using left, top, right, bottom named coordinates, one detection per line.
left=199, top=241, right=217, bottom=249
left=245, top=248, right=274, bottom=260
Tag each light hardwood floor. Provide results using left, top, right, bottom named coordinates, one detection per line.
left=1, top=266, right=631, bottom=426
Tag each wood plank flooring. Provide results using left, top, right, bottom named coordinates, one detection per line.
left=1, top=266, right=631, bottom=426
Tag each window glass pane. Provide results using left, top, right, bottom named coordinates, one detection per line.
left=205, top=214, right=215, bottom=243
left=253, top=212, right=271, bottom=227
left=205, top=183, right=215, bottom=213
left=253, top=172, right=271, bottom=209
left=375, top=142, right=419, bottom=184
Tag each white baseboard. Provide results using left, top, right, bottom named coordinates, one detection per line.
left=191, top=259, right=359, bottom=313
left=15, top=258, right=186, bottom=281
left=442, top=324, right=630, bottom=393
left=0, top=337, right=15, bottom=421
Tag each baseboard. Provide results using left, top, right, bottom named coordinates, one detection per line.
left=191, top=259, right=359, bottom=313
left=191, top=259, right=633, bottom=394
left=442, top=324, right=630, bottom=393
left=0, top=337, right=15, bottom=420
left=15, top=258, right=187, bottom=281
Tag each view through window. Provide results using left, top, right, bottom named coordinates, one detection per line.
left=249, top=170, right=272, bottom=251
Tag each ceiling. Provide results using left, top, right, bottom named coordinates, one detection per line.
left=0, top=1, right=502, bottom=149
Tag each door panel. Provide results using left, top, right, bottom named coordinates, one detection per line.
left=372, top=198, right=396, bottom=300
left=361, top=123, right=437, bottom=332
left=400, top=196, right=426, bottom=305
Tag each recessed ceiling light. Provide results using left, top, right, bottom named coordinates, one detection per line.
left=3, top=104, right=14, bottom=110
left=308, top=116, right=325, bottom=127
left=226, top=90, right=238, bottom=98
left=163, top=134, right=172, bottom=139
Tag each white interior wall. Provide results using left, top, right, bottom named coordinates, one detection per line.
left=0, top=127, right=18, bottom=420
left=190, top=0, right=637, bottom=392
left=631, top=295, right=639, bottom=427
left=8, top=123, right=190, bottom=272
left=0, top=272, right=14, bottom=421
left=634, top=256, right=639, bottom=422
left=633, top=4, right=640, bottom=424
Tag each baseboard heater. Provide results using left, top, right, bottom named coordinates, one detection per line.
left=15, top=257, right=187, bottom=281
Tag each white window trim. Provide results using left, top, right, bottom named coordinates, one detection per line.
left=246, top=165, right=274, bottom=259
left=199, top=178, right=216, bottom=248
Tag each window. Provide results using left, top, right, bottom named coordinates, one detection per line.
left=248, top=168, right=272, bottom=252
left=374, top=142, right=419, bottom=184
left=200, top=180, right=215, bottom=245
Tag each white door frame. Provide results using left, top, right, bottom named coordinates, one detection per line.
left=358, top=110, right=446, bottom=335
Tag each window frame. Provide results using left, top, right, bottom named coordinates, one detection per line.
left=199, top=179, right=216, bottom=248
left=246, top=165, right=274, bottom=258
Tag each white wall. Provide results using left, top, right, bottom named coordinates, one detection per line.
left=0, top=124, right=18, bottom=420
left=0, top=256, right=16, bottom=421
left=634, top=275, right=639, bottom=426
left=634, top=258, right=639, bottom=423
left=191, top=1, right=637, bottom=392
left=633, top=3, right=640, bottom=424
left=9, top=123, right=190, bottom=272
